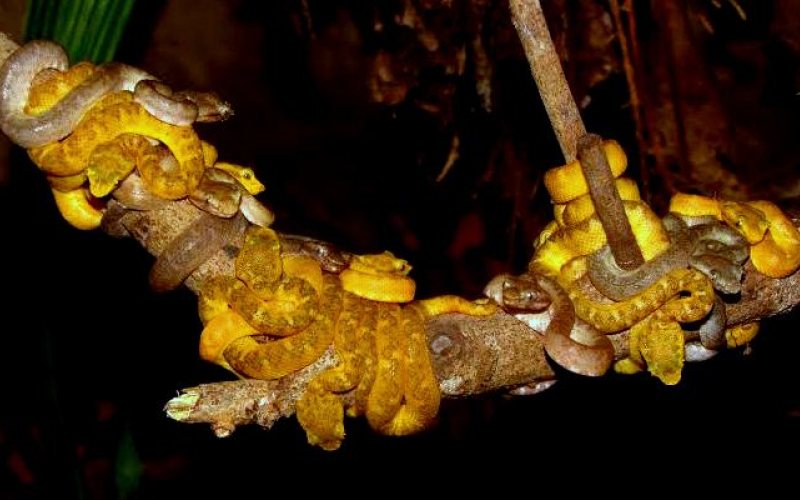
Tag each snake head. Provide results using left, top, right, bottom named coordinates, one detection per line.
left=340, top=251, right=415, bottom=302
left=483, top=273, right=551, bottom=312
left=348, top=251, right=412, bottom=276
left=720, top=201, right=769, bottom=244
left=213, top=162, right=265, bottom=195
left=691, top=254, right=744, bottom=295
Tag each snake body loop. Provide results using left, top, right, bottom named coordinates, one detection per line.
left=0, top=41, right=153, bottom=148
left=189, top=167, right=242, bottom=218
left=279, top=234, right=352, bottom=274
left=112, top=171, right=170, bottom=210
left=589, top=214, right=749, bottom=300
left=149, top=212, right=247, bottom=292
left=484, top=272, right=614, bottom=377
left=588, top=214, right=692, bottom=301
left=683, top=295, right=727, bottom=350
left=134, top=80, right=198, bottom=126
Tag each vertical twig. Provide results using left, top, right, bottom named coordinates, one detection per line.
left=509, top=0, right=586, bottom=162
left=510, top=1, right=641, bottom=268
left=625, top=0, right=675, bottom=200
left=578, top=134, right=644, bottom=269
left=609, top=0, right=649, bottom=202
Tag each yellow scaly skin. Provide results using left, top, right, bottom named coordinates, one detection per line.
left=530, top=200, right=670, bottom=279
left=28, top=91, right=205, bottom=199
left=622, top=270, right=718, bottom=385
left=47, top=171, right=87, bottom=192
left=198, top=258, right=323, bottom=375
left=745, top=201, right=800, bottom=278
left=296, top=296, right=440, bottom=449
left=296, top=292, right=377, bottom=450
left=532, top=143, right=717, bottom=383
left=51, top=187, right=103, bottom=230
left=555, top=177, right=641, bottom=227
left=296, top=273, right=496, bottom=449
left=726, top=322, right=760, bottom=348
left=213, top=161, right=265, bottom=195
left=223, top=273, right=340, bottom=380
left=543, top=140, right=628, bottom=203
left=339, top=251, right=416, bottom=303
left=85, top=133, right=146, bottom=197
left=198, top=226, right=319, bottom=336
left=198, top=254, right=322, bottom=374
left=24, top=62, right=97, bottom=116
left=533, top=142, right=668, bottom=278
left=200, top=140, right=218, bottom=167
left=198, top=226, right=490, bottom=449
left=627, top=317, right=685, bottom=385
left=198, top=309, right=257, bottom=374
left=670, top=193, right=800, bottom=278
left=559, top=258, right=715, bottom=334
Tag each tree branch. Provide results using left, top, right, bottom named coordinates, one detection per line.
left=1, top=25, right=798, bottom=440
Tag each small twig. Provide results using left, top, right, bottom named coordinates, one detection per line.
left=625, top=0, right=675, bottom=200
left=509, top=0, right=586, bottom=161
left=609, top=0, right=649, bottom=202
left=434, top=133, right=460, bottom=183
left=510, top=1, right=643, bottom=269
left=577, top=133, right=644, bottom=269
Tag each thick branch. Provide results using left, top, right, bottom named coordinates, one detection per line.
left=2, top=32, right=798, bottom=438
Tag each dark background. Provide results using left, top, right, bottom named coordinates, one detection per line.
left=0, top=0, right=799, bottom=496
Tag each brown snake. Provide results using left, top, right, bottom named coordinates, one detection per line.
left=484, top=272, right=614, bottom=377
left=278, top=234, right=353, bottom=274
left=684, top=295, right=727, bottom=350
left=112, top=172, right=171, bottom=211
left=149, top=212, right=248, bottom=292
left=588, top=214, right=749, bottom=300
left=188, top=168, right=242, bottom=218
left=133, top=80, right=199, bottom=127
left=133, top=80, right=234, bottom=126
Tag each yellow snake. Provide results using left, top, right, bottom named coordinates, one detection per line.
left=7, top=45, right=250, bottom=231
left=198, top=228, right=493, bottom=449
left=670, top=193, right=800, bottom=278
left=530, top=142, right=717, bottom=383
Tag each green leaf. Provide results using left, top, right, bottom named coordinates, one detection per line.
left=23, top=0, right=137, bottom=63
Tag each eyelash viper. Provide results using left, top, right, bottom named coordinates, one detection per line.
left=587, top=213, right=749, bottom=300
left=669, top=193, right=800, bottom=279
left=1, top=40, right=263, bottom=233
left=483, top=272, right=614, bottom=377
left=197, top=228, right=496, bottom=449
left=530, top=141, right=722, bottom=383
